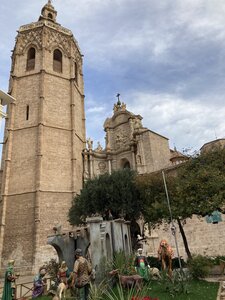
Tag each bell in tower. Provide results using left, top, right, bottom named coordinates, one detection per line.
left=0, top=1, right=86, bottom=273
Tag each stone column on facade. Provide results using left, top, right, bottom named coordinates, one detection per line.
left=81, top=93, right=86, bottom=149
left=105, top=129, right=111, bottom=151
left=70, top=53, right=77, bottom=198
left=0, top=90, right=16, bottom=268
left=107, top=156, right=112, bottom=175
left=136, top=134, right=147, bottom=173
left=83, top=149, right=89, bottom=181
left=33, top=57, right=45, bottom=272
left=129, top=118, right=134, bottom=140
left=89, top=152, right=94, bottom=178
left=131, top=144, right=136, bottom=170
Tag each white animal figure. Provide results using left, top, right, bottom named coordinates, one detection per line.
left=149, top=267, right=161, bottom=279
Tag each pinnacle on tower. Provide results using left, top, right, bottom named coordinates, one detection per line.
left=39, top=0, right=57, bottom=22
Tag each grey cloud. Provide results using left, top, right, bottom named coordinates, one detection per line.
left=1, top=0, right=225, bottom=152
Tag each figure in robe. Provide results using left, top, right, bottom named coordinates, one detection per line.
left=2, top=260, right=18, bottom=300
left=32, top=267, right=47, bottom=298
left=134, top=248, right=150, bottom=281
left=57, top=261, right=71, bottom=285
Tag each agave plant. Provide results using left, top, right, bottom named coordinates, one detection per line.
left=88, top=280, right=109, bottom=300
left=113, top=251, right=136, bottom=275
left=105, top=283, right=151, bottom=300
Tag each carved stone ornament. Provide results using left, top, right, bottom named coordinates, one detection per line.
left=95, top=142, right=103, bottom=152
left=98, top=162, right=106, bottom=174
left=115, top=129, right=129, bottom=150
left=134, top=118, right=143, bottom=130
left=16, top=29, right=42, bottom=55
left=45, top=28, right=71, bottom=56
left=86, top=138, right=93, bottom=150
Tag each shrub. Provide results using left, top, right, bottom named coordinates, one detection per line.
left=113, top=251, right=136, bottom=275
left=158, top=270, right=190, bottom=297
left=97, top=256, right=113, bottom=283
left=45, top=258, right=60, bottom=280
left=187, top=255, right=213, bottom=279
left=208, top=255, right=225, bottom=265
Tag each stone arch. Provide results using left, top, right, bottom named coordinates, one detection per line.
left=49, top=243, right=63, bottom=262
left=120, top=158, right=130, bottom=169
left=48, top=12, right=53, bottom=20
left=53, top=49, right=62, bottom=72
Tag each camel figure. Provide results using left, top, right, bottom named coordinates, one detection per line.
left=158, top=239, right=173, bottom=278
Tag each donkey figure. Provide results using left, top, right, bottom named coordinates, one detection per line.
left=109, top=269, right=143, bottom=290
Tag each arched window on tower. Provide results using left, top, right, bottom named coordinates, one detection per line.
left=74, top=62, right=78, bottom=84
left=48, top=13, right=53, bottom=20
left=26, top=47, right=36, bottom=71
left=53, top=49, right=62, bottom=73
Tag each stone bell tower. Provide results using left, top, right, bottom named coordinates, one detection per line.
left=0, top=1, right=86, bottom=273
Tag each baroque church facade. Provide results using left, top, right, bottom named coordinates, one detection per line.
left=0, top=1, right=224, bottom=275
left=83, top=99, right=187, bottom=179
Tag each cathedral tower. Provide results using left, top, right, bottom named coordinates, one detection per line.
left=0, top=1, right=86, bottom=273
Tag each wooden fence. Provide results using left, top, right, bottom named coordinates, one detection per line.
left=0, top=277, right=54, bottom=300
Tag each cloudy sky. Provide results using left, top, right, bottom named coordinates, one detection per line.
left=1, top=0, right=225, bottom=153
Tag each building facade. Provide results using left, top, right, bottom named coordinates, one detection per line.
left=83, top=100, right=187, bottom=179
left=1, top=1, right=223, bottom=276
left=0, top=1, right=86, bottom=273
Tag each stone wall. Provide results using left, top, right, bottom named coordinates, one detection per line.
left=143, top=214, right=225, bottom=260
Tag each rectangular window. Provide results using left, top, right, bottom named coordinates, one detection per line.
left=26, top=105, right=29, bottom=120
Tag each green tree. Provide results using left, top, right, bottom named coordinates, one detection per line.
left=68, top=148, right=225, bottom=258
left=68, top=169, right=143, bottom=225
left=137, top=147, right=225, bottom=259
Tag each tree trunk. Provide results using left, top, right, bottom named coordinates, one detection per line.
left=176, top=218, right=192, bottom=260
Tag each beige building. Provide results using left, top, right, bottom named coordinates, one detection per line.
left=83, top=99, right=187, bottom=179
left=0, top=2, right=188, bottom=274
left=0, top=1, right=223, bottom=276
left=0, top=1, right=85, bottom=273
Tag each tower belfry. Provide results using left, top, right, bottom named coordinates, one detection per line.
left=0, top=1, right=86, bottom=273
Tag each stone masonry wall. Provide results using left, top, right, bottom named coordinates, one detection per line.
left=145, top=214, right=225, bottom=260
